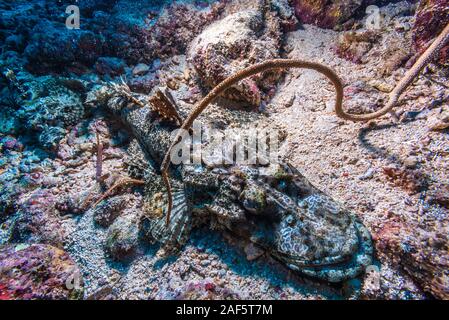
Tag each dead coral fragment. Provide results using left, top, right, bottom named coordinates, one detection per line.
left=334, top=30, right=380, bottom=64
left=382, top=166, right=427, bottom=194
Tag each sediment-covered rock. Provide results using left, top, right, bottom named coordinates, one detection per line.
left=188, top=7, right=284, bottom=106
left=374, top=214, right=449, bottom=299
left=105, top=215, right=139, bottom=261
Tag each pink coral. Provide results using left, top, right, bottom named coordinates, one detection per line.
left=0, top=244, right=83, bottom=300
left=412, top=0, right=449, bottom=63
left=292, top=0, right=363, bottom=29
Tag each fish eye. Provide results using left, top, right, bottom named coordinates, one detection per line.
left=286, top=215, right=296, bottom=226
left=278, top=180, right=287, bottom=190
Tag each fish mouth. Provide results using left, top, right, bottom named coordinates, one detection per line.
left=272, top=216, right=360, bottom=268
left=272, top=220, right=374, bottom=283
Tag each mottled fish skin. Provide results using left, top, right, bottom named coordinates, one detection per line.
left=92, top=86, right=373, bottom=282
left=185, top=163, right=373, bottom=283
left=105, top=94, right=175, bottom=164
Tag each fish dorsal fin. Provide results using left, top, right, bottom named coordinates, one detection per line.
left=149, top=87, right=183, bottom=125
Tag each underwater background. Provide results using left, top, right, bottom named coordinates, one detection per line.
left=0, top=0, right=448, bottom=300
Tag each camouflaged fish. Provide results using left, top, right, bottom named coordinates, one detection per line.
left=86, top=80, right=373, bottom=283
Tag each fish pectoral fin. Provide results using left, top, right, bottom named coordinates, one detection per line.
left=141, top=185, right=192, bottom=248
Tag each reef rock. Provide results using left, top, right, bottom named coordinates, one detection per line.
left=105, top=215, right=139, bottom=261
left=24, top=20, right=105, bottom=72
left=17, top=75, right=85, bottom=150
left=0, top=244, right=83, bottom=300
left=412, top=0, right=449, bottom=63
left=188, top=8, right=284, bottom=106
left=292, top=0, right=365, bottom=29
left=374, top=220, right=449, bottom=299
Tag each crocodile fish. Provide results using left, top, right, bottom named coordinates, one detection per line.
left=86, top=81, right=373, bottom=283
